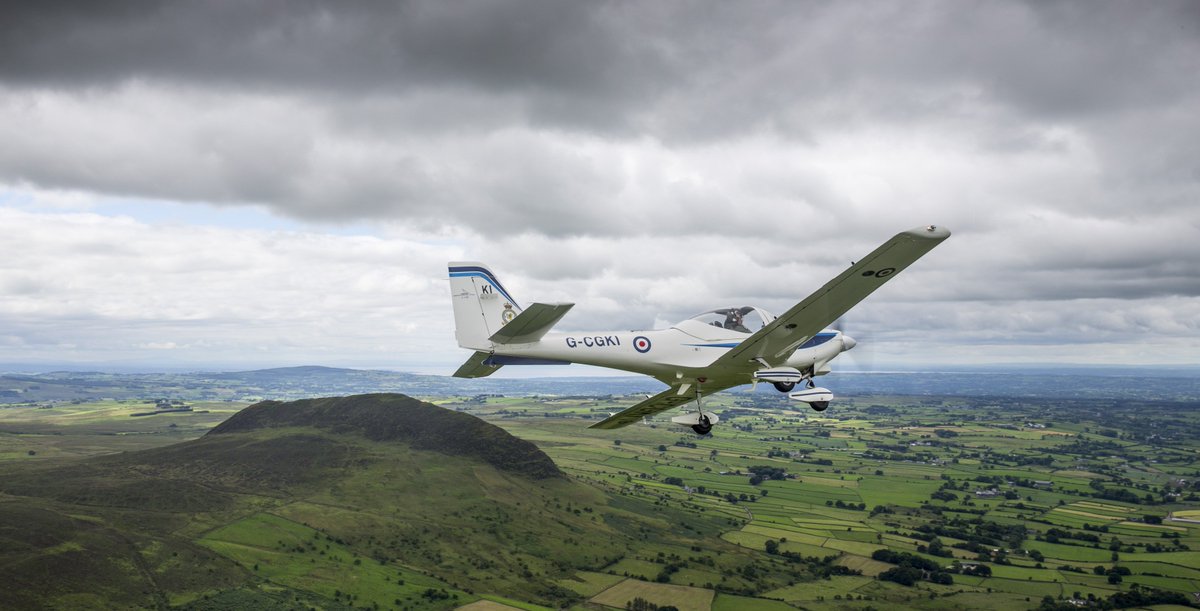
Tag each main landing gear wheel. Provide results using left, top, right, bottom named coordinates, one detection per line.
left=772, top=381, right=796, bottom=393
left=810, top=401, right=829, bottom=412
left=691, top=414, right=712, bottom=435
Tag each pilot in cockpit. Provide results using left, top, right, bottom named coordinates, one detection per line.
left=724, top=309, right=750, bottom=333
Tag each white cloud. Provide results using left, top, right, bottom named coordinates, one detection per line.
left=0, top=206, right=461, bottom=370
left=1, top=1, right=1198, bottom=372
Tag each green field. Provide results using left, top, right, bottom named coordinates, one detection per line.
left=464, top=391, right=1200, bottom=608
left=3, top=390, right=1200, bottom=610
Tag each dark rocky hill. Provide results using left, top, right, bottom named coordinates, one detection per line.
left=208, top=393, right=562, bottom=479
left=0, top=394, right=646, bottom=608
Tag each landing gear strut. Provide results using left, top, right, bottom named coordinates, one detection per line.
left=670, top=379, right=720, bottom=434
left=691, top=381, right=712, bottom=435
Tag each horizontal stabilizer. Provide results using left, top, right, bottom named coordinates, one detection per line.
left=453, top=351, right=503, bottom=378
left=488, top=302, right=574, bottom=345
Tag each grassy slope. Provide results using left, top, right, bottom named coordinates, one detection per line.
left=0, top=394, right=749, bottom=610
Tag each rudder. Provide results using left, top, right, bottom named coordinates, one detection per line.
left=448, top=262, right=523, bottom=350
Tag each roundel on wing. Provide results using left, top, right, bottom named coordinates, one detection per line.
left=861, top=267, right=896, bottom=278
left=633, top=336, right=652, bottom=353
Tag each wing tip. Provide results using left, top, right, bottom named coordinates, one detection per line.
left=901, top=224, right=951, bottom=240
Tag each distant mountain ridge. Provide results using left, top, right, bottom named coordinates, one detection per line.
left=3, top=364, right=1198, bottom=404
left=210, top=393, right=562, bottom=479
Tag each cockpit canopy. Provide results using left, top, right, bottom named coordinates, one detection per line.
left=687, top=306, right=775, bottom=334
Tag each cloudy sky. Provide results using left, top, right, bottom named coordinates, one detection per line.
left=2, top=1, right=1197, bottom=374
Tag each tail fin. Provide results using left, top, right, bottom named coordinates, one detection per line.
left=448, top=262, right=523, bottom=350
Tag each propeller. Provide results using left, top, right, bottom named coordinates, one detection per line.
left=832, top=318, right=874, bottom=372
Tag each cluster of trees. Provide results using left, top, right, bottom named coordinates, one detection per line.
left=930, top=489, right=958, bottom=502
left=915, top=537, right=954, bottom=558
left=1035, top=587, right=1194, bottom=610
left=419, top=588, right=452, bottom=600
left=625, top=598, right=679, bottom=611
left=763, top=541, right=862, bottom=578
left=871, top=550, right=954, bottom=586
left=824, top=499, right=867, bottom=510
left=1088, top=479, right=1146, bottom=504
left=914, top=518, right=1026, bottom=552
left=747, top=465, right=788, bottom=485
left=1092, top=564, right=1131, bottom=584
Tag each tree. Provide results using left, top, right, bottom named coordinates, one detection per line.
left=765, top=539, right=780, bottom=555
left=879, top=566, right=922, bottom=586
left=929, top=571, right=954, bottom=585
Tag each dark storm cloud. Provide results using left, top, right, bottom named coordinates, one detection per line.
left=4, top=2, right=1195, bottom=131
left=1, top=1, right=1198, bottom=290
left=0, top=0, right=674, bottom=128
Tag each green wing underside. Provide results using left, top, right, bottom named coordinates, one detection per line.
left=588, top=383, right=735, bottom=430
left=712, top=226, right=950, bottom=370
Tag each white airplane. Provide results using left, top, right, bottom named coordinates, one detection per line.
left=449, top=225, right=950, bottom=435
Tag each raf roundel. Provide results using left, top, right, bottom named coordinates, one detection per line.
left=633, top=336, right=652, bottom=353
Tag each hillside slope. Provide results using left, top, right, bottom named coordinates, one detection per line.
left=208, top=393, right=562, bottom=479
left=0, top=394, right=733, bottom=610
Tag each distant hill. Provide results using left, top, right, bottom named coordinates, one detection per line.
left=4, top=364, right=1199, bottom=405
left=0, top=365, right=665, bottom=404
left=0, top=393, right=725, bottom=609
left=209, top=393, right=562, bottom=479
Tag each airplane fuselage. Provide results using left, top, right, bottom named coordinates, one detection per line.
left=485, top=320, right=849, bottom=387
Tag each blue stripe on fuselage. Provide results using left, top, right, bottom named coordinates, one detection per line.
left=484, top=355, right=569, bottom=366
left=685, top=332, right=837, bottom=351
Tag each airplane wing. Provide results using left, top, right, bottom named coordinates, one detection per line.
left=712, top=225, right=950, bottom=370
left=489, top=302, right=574, bottom=344
left=588, top=382, right=736, bottom=430
left=452, top=350, right=503, bottom=378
